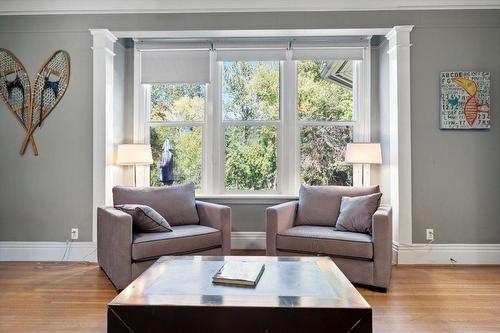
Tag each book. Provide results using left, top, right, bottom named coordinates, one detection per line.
left=212, top=262, right=265, bottom=287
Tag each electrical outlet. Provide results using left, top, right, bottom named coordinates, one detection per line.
left=71, top=228, right=79, bottom=240
left=426, top=229, right=434, bottom=241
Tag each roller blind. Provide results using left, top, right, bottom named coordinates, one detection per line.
left=214, top=40, right=288, bottom=61
left=216, top=49, right=287, bottom=61
left=140, top=50, right=211, bottom=84
left=291, top=47, right=364, bottom=61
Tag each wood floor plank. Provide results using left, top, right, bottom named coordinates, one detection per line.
left=1, top=261, right=499, bottom=332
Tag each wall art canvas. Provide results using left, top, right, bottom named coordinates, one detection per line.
left=440, top=71, right=490, bottom=129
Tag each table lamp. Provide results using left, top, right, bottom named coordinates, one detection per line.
left=116, top=144, right=153, bottom=186
left=345, top=143, right=382, bottom=186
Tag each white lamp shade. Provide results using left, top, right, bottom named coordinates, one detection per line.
left=116, top=144, right=153, bottom=165
left=345, top=143, right=382, bottom=164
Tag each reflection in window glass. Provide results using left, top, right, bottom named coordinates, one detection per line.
left=300, top=125, right=353, bottom=186
left=297, top=60, right=353, bottom=121
left=225, top=126, right=277, bottom=191
left=150, top=83, right=205, bottom=122
left=222, top=61, right=280, bottom=121
left=150, top=126, right=202, bottom=188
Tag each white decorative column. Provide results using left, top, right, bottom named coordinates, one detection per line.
left=385, top=26, right=414, bottom=262
left=91, top=29, right=117, bottom=242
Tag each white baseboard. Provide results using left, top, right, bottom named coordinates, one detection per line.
left=395, top=242, right=500, bottom=264
left=0, top=233, right=267, bottom=262
left=0, top=242, right=97, bottom=262
left=4, top=238, right=497, bottom=264
left=231, top=232, right=266, bottom=250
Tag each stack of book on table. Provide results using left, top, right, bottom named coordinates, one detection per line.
left=212, top=262, right=265, bottom=287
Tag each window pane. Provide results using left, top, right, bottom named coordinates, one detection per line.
left=222, top=61, right=280, bottom=121
left=150, top=126, right=202, bottom=188
left=225, top=126, right=277, bottom=190
left=297, top=60, right=353, bottom=121
left=150, top=83, right=205, bottom=122
left=300, top=125, right=353, bottom=186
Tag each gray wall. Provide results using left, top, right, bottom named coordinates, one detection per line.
left=0, top=31, right=93, bottom=241
left=411, top=27, right=500, bottom=243
left=0, top=10, right=499, bottom=243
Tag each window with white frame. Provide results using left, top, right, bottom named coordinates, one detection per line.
left=137, top=38, right=370, bottom=195
left=222, top=60, right=280, bottom=191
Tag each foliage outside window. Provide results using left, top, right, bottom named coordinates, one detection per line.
left=143, top=53, right=363, bottom=193
left=222, top=61, right=279, bottom=191
left=149, top=84, right=204, bottom=187
left=297, top=60, right=354, bottom=186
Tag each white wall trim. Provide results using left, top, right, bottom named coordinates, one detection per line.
left=385, top=25, right=414, bottom=256
left=394, top=242, right=500, bottom=265
left=3, top=239, right=499, bottom=264
left=115, top=29, right=392, bottom=40
left=2, top=0, right=500, bottom=15
left=0, top=242, right=97, bottom=262
left=231, top=232, right=266, bottom=250
left=91, top=29, right=118, bottom=242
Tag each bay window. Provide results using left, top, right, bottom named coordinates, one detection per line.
left=138, top=38, right=370, bottom=195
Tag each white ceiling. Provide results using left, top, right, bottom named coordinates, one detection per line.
left=1, top=0, right=499, bottom=15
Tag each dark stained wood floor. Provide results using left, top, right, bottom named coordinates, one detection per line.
left=1, top=259, right=500, bottom=332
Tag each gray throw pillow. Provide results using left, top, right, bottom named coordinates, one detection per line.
left=115, top=204, right=172, bottom=233
left=335, top=192, right=382, bottom=234
left=296, top=185, right=380, bottom=227
left=113, top=183, right=199, bottom=226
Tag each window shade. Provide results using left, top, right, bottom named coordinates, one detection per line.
left=216, top=49, right=287, bottom=61
left=214, top=39, right=288, bottom=61
left=140, top=50, right=211, bottom=84
left=291, top=47, right=364, bottom=61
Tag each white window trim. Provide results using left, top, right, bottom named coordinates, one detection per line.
left=135, top=43, right=371, bottom=195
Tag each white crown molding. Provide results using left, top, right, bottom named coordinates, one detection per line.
left=1, top=0, right=500, bottom=15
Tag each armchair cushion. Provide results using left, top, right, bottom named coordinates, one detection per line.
left=132, top=225, right=221, bottom=261
left=296, top=185, right=380, bottom=227
left=276, top=225, right=373, bottom=260
left=336, top=192, right=382, bottom=234
left=115, top=204, right=172, bottom=233
left=113, top=183, right=199, bottom=226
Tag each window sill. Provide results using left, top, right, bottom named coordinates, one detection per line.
left=195, top=193, right=298, bottom=205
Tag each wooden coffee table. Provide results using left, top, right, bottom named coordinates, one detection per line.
left=108, top=256, right=372, bottom=333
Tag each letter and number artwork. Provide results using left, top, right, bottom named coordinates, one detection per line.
left=0, top=49, right=70, bottom=155
left=440, top=71, right=490, bottom=129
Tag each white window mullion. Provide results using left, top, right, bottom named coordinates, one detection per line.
left=282, top=51, right=299, bottom=195
left=291, top=60, right=300, bottom=193
left=202, top=50, right=216, bottom=194
left=277, top=60, right=285, bottom=194
left=213, top=61, right=224, bottom=194
left=352, top=47, right=371, bottom=186
left=362, top=45, right=372, bottom=186
left=221, top=120, right=280, bottom=127
left=352, top=60, right=362, bottom=187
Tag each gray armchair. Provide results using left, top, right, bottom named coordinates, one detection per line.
left=266, top=185, right=392, bottom=290
left=98, top=185, right=231, bottom=290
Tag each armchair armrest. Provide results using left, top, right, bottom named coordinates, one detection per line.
left=97, top=207, right=133, bottom=289
left=196, top=201, right=231, bottom=255
left=266, top=201, right=298, bottom=256
left=371, top=204, right=393, bottom=288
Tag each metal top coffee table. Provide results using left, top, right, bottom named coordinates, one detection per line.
left=108, top=256, right=372, bottom=333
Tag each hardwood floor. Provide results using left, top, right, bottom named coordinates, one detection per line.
left=1, top=261, right=500, bottom=332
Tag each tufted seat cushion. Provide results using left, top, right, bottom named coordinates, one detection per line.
left=276, top=225, right=373, bottom=260
left=132, top=225, right=221, bottom=261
